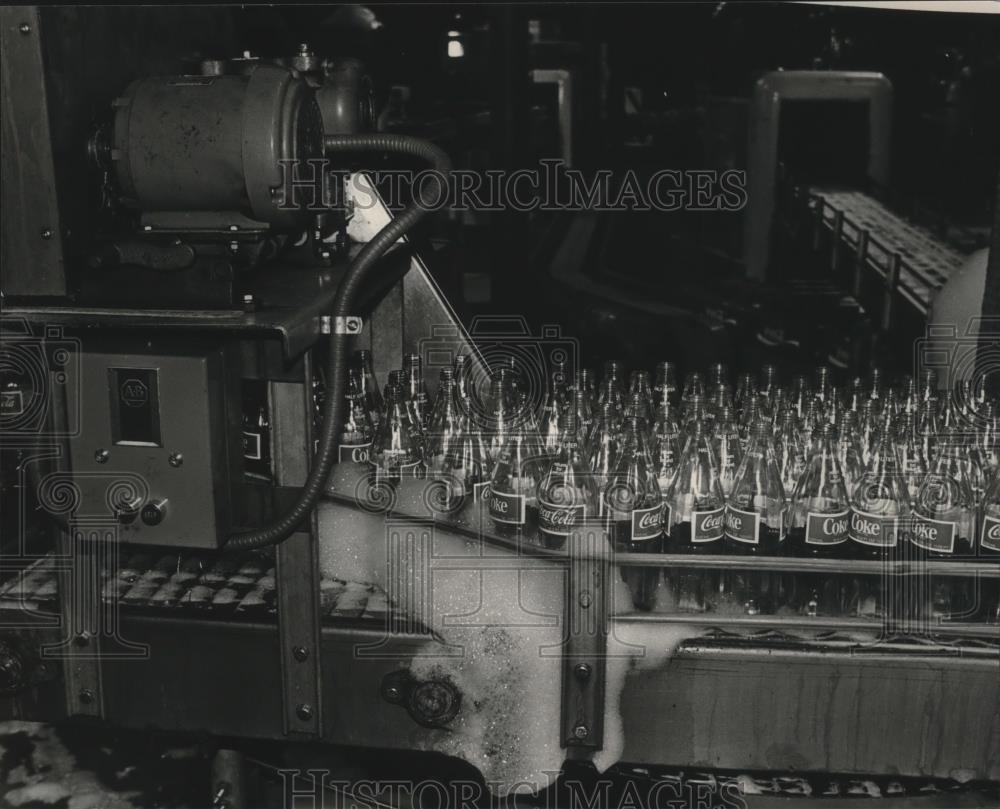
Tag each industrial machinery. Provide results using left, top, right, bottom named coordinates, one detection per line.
left=1, top=6, right=998, bottom=807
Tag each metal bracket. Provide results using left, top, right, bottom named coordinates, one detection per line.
left=44, top=371, right=105, bottom=717
left=321, top=315, right=363, bottom=335
left=560, top=519, right=608, bottom=750
left=271, top=370, right=323, bottom=738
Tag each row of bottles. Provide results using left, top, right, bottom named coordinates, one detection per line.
left=307, top=352, right=1000, bottom=564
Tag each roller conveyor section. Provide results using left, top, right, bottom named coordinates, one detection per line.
left=0, top=552, right=397, bottom=624
left=809, top=188, right=970, bottom=314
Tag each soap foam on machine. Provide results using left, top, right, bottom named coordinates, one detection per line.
left=318, top=480, right=705, bottom=795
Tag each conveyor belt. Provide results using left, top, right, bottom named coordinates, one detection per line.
left=810, top=188, right=970, bottom=314
left=0, top=552, right=395, bottom=624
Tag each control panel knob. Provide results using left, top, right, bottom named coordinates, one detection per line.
left=114, top=496, right=143, bottom=525
left=140, top=498, right=168, bottom=526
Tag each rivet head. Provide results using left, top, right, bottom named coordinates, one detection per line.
left=292, top=646, right=309, bottom=662
left=40, top=227, right=52, bottom=239
left=78, top=689, right=95, bottom=705
left=295, top=703, right=313, bottom=721
left=19, top=23, right=30, bottom=34
left=574, top=663, right=591, bottom=681
left=573, top=724, right=589, bottom=740
left=94, top=449, right=109, bottom=464
left=168, top=453, right=183, bottom=468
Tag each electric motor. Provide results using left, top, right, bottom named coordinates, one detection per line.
left=108, top=64, right=323, bottom=229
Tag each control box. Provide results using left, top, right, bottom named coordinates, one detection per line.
left=65, top=338, right=242, bottom=548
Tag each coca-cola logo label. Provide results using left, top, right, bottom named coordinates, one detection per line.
left=980, top=516, right=1000, bottom=552
left=631, top=504, right=664, bottom=542
left=338, top=442, right=372, bottom=464
left=489, top=489, right=527, bottom=524
left=693, top=507, right=725, bottom=543
left=724, top=506, right=759, bottom=544
left=538, top=501, right=585, bottom=536
left=243, top=431, right=262, bottom=461
left=909, top=514, right=956, bottom=554
left=805, top=510, right=849, bottom=546
left=848, top=509, right=899, bottom=547
left=473, top=482, right=491, bottom=503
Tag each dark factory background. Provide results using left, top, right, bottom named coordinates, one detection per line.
left=25, top=3, right=1000, bottom=378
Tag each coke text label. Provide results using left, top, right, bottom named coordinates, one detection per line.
left=538, top=501, right=585, bottom=536
left=489, top=489, right=526, bottom=524
left=909, top=514, right=957, bottom=554
left=848, top=509, right=899, bottom=547
left=805, top=510, right=849, bottom=546
left=631, top=504, right=664, bottom=542
left=338, top=442, right=372, bottom=464
left=692, top=507, right=725, bottom=542
left=980, top=516, right=1000, bottom=552
left=724, top=506, right=759, bottom=544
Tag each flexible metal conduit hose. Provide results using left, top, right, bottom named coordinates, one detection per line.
left=227, top=134, right=451, bottom=549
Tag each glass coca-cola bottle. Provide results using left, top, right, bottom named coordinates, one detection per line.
left=433, top=394, right=491, bottom=514
left=848, top=433, right=908, bottom=558
left=978, top=469, right=1000, bottom=560
left=371, top=382, right=422, bottom=484
left=604, top=414, right=663, bottom=551
left=979, top=402, right=1000, bottom=472
left=911, top=427, right=977, bottom=619
left=402, top=353, right=431, bottom=431
left=486, top=404, right=549, bottom=541
left=758, top=364, right=779, bottom=401
left=790, top=374, right=811, bottom=420
left=774, top=408, right=807, bottom=499
left=725, top=421, right=787, bottom=555
left=425, top=373, right=462, bottom=478
left=453, top=353, right=471, bottom=406
left=483, top=377, right=514, bottom=462
left=814, top=365, right=832, bottom=404
left=653, top=361, right=679, bottom=410
left=539, top=369, right=566, bottom=456
left=571, top=387, right=595, bottom=448
left=651, top=397, right=682, bottom=495
left=857, top=398, right=880, bottom=465
left=604, top=413, right=664, bottom=610
left=664, top=419, right=726, bottom=553
left=337, top=369, right=375, bottom=465
left=845, top=376, right=866, bottom=413
left=356, top=350, right=384, bottom=432
left=536, top=411, right=598, bottom=550
left=597, top=362, right=625, bottom=415
left=911, top=428, right=976, bottom=559
left=919, top=368, right=939, bottom=406
left=868, top=366, right=886, bottom=408
left=682, top=372, right=706, bottom=412
left=835, top=410, right=866, bottom=498
left=738, top=395, right=762, bottom=450
left=587, top=402, right=621, bottom=507
left=735, top=372, right=757, bottom=417
left=895, top=409, right=928, bottom=505
left=961, top=428, right=989, bottom=506
left=570, top=368, right=597, bottom=408
left=788, top=422, right=850, bottom=557
left=713, top=405, right=743, bottom=498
